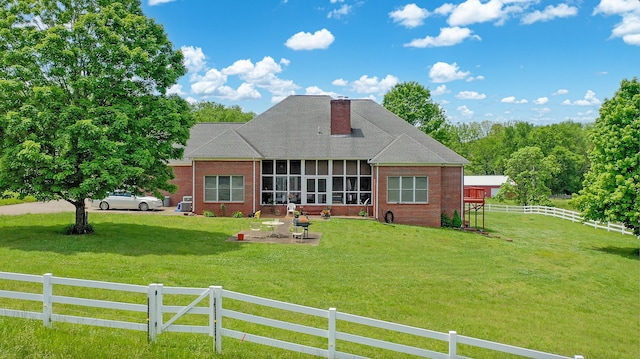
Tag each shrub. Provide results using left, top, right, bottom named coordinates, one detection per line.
left=232, top=211, right=243, bottom=218
left=452, top=210, right=462, bottom=228
left=220, top=203, right=227, bottom=217
left=203, top=210, right=215, bottom=217
left=440, top=212, right=452, bottom=227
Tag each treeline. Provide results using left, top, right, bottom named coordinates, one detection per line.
left=442, top=120, right=591, bottom=196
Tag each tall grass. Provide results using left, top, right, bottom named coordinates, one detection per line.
left=0, top=211, right=637, bottom=358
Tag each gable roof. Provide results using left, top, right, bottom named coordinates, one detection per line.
left=183, top=95, right=469, bottom=165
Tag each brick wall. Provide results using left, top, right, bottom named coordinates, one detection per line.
left=193, top=160, right=259, bottom=216
left=374, top=165, right=463, bottom=227
left=441, top=166, right=463, bottom=219
left=167, top=165, right=193, bottom=207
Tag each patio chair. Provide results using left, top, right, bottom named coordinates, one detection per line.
left=250, top=222, right=263, bottom=238
left=286, top=203, right=296, bottom=217
left=292, top=225, right=305, bottom=239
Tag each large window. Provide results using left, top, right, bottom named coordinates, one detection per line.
left=205, top=176, right=244, bottom=202
left=387, top=176, right=428, bottom=203
left=261, top=159, right=371, bottom=205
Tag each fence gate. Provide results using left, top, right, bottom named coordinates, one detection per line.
left=147, top=284, right=217, bottom=345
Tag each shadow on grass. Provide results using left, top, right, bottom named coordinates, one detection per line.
left=592, top=245, right=640, bottom=260
left=0, top=222, right=241, bottom=257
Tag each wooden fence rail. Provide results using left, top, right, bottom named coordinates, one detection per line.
left=0, top=271, right=584, bottom=359
left=484, top=204, right=635, bottom=236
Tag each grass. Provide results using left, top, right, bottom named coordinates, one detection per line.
left=0, top=193, right=36, bottom=206
left=0, top=211, right=638, bottom=358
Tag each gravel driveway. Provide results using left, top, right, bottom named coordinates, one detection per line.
left=0, top=200, right=177, bottom=216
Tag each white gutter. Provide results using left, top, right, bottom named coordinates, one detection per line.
left=375, top=164, right=379, bottom=221
left=460, top=166, right=464, bottom=217
left=192, top=160, right=196, bottom=214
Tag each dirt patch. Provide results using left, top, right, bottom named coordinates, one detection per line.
left=227, top=231, right=321, bottom=246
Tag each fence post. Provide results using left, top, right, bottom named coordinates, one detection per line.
left=42, top=273, right=52, bottom=328
left=212, top=286, right=223, bottom=354
left=328, top=308, right=337, bottom=359
left=148, top=284, right=159, bottom=343
left=211, top=286, right=222, bottom=354
left=448, top=331, right=457, bottom=358
left=155, top=284, right=163, bottom=335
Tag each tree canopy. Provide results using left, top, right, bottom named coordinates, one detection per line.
left=191, top=101, right=255, bottom=123
left=574, top=78, right=639, bottom=236
left=499, top=146, right=559, bottom=206
left=0, top=0, right=194, bottom=233
left=382, top=81, right=448, bottom=142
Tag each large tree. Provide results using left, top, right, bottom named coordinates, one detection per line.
left=574, top=78, right=639, bottom=236
left=382, top=81, right=448, bottom=142
left=191, top=101, right=255, bottom=123
left=0, top=0, right=194, bottom=233
left=499, top=146, right=559, bottom=206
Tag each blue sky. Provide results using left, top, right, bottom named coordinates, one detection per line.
left=142, top=0, right=639, bottom=124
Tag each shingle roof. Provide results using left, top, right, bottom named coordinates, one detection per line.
left=182, top=95, right=469, bottom=165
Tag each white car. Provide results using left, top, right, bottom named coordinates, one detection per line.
left=93, top=192, right=163, bottom=211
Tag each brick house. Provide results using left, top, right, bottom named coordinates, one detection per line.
left=168, top=95, right=469, bottom=227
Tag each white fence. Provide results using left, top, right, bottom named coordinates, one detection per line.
left=484, top=204, right=635, bottom=236
left=0, top=271, right=584, bottom=359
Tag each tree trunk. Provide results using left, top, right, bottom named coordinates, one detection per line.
left=70, top=199, right=92, bottom=234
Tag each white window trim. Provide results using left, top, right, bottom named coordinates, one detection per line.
left=387, top=176, right=429, bottom=204
left=204, top=175, right=244, bottom=203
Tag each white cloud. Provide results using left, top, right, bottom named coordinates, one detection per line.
left=553, top=89, right=569, bottom=95
left=434, top=3, right=456, bottom=16
left=534, top=97, right=549, bottom=105
left=285, top=28, right=335, bottom=50
left=328, top=5, right=352, bottom=19
left=404, top=26, right=480, bottom=48
left=234, top=83, right=262, bottom=100
left=149, top=0, right=174, bottom=5
left=455, top=91, right=486, bottom=100
left=466, top=75, right=485, bottom=82
left=594, top=0, right=640, bottom=46
left=534, top=107, right=552, bottom=116
left=190, top=56, right=298, bottom=102
left=501, top=96, right=528, bottom=104
left=432, top=85, right=450, bottom=96
left=305, top=86, right=341, bottom=98
left=332, top=78, right=348, bottom=86
left=166, top=84, right=186, bottom=96
left=429, top=62, right=471, bottom=83
left=350, top=74, right=399, bottom=94
left=611, top=13, right=640, bottom=45
left=457, top=105, right=474, bottom=117
left=563, top=90, right=601, bottom=105
left=191, top=69, right=227, bottom=95
left=594, top=0, right=640, bottom=15
left=521, top=4, right=579, bottom=24
left=447, top=0, right=506, bottom=26
left=389, top=4, right=430, bottom=28
left=181, top=46, right=207, bottom=73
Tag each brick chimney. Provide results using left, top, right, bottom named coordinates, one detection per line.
left=330, top=99, right=351, bottom=135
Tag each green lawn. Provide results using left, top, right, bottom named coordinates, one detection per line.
left=0, top=193, right=35, bottom=206
left=0, top=211, right=638, bottom=358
